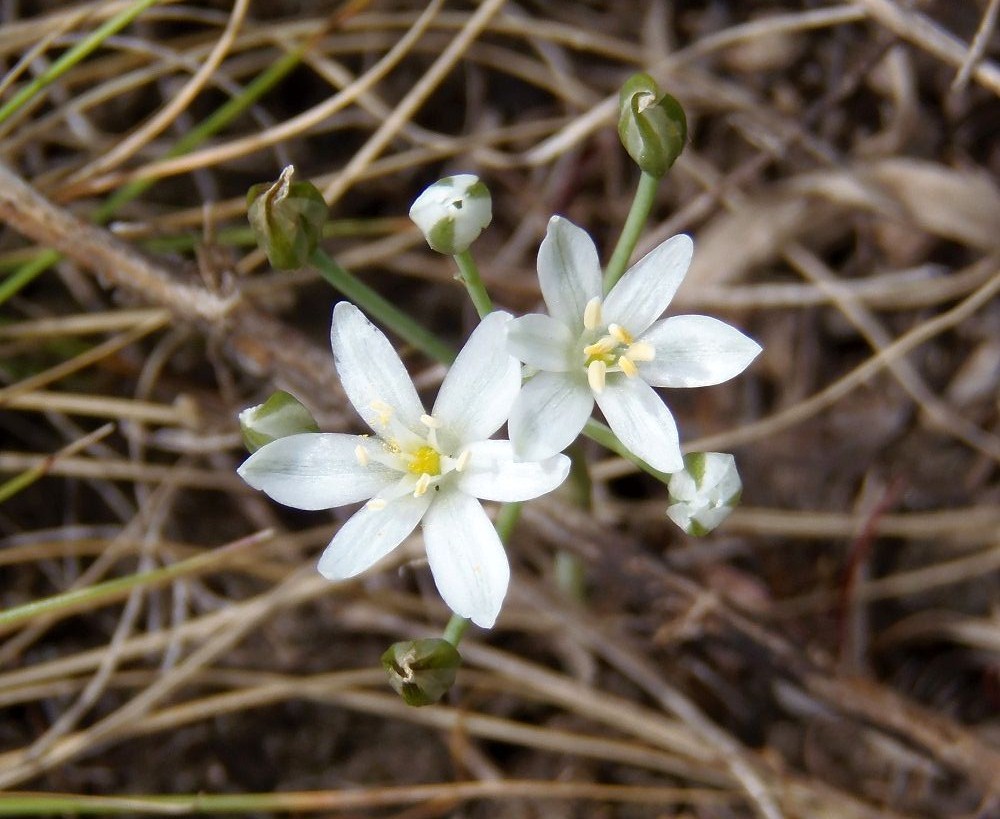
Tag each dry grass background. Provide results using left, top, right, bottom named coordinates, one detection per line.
left=0, top=0, right=998, bottom=816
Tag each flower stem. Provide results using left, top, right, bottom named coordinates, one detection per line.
left=312, top=248, right=455, bottom=364
left=583, top=418, right=673, bottom=485
left=442, top=614, right=470, bottom=647
left=602, top=171, right=660, bottom=293
left=452, top=249, right=493, bottom=318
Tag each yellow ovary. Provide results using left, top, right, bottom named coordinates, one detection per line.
left=407, top=445, right=442, bottom=476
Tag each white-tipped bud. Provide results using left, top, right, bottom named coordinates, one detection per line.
left=666, top=452, right=742, bottom=536
left=409, top=174, right=492, bottom=254
left=239, top=391, right=319, bottom=453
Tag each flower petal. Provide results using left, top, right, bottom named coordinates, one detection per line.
left=508, top=370, right=593, bottom=461
left=602, top=234, right=693, bottom=334
left=595, top=377, right=683, bottom=473
left=422, top=490, right=510, bottom=628
left=506, top=313, right=576, bottom=372
left=640, top=315, right=762, bottom=387
left=317, top=491, right=431, bottom=579
left=238, top=433, right=394, bottom=510
left=456, top=440, right=570, bottom=501
left=432, top=311, right=521, bottom=445
left=537, top=216, right=602, bottom=329
left=330, top=301, right=425, bottom=435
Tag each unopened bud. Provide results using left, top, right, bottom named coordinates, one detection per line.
left=666, top=452, right=741, bottom=536
left=247, top=165, right=327, bottom=269
left=381, top=638, right=462, bottom=707
left=409, top=174, right=491, bottom=254
left=617, top=73, right=686, bottom=177
left=239, top=391, right=319, bottom=453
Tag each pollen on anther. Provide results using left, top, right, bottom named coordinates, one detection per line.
left=354, top=444, right=370, bottom=466
left=583, top=297, right=603, bottom=330
left=370, top=399, right=393, bottom=427
left=627, top=341, right=655, bottom=362
left=587, top=359, right=607, bottom=393
left=420, top=414, right=442, bottom=429
left=619, top=356, right=638, bottom=377
left=366, top=498, right=387, bottom=510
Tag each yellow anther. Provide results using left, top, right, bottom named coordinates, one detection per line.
left=583, top=297, right=603, bottom=330
left=455, top=449, right=471, bottom=472
left=413, top=473, right=432, bottom=497
left=583, top=337, right=615, bottom=359
left=407, top=445, right=441, bottom=476
left=587, top=359, right=607, bottom=393
left=366, top=498, right=387, bottom=510
left=618, top=356, right=638, bottom=377
left=354, top=445, right=370, bottom=466
left=370, top=399, right=393, bottom=427
left=420, top=413, right=441, bottom=429
left=627, top=341, right=655, bottom=362
left=608, top=323, right=633, bottom=345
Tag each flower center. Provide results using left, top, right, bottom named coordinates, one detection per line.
left=407, top=445, right=441, bottom=476
left=356, top=404, right=469, bottom=505
left=579, top=297, right=655, bottom=393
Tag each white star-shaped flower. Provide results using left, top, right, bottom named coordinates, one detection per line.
left=239, top=302, right=570, bottom=628
left=506, top=216, right=761, bottom=472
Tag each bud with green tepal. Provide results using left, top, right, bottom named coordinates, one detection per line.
left=409, top=174, right=492, bottom=254
left=617, top=73, right=687, bottom=178
left=666, top=452, right=742, bottom=536
left=239, top=391, right=319, bottom=453
left=381, top=638, right=462, bottom=706
left=247, top=165, right=328, bottom=270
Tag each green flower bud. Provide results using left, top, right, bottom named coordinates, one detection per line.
left=617, top=73, right=686, bottom=177
left=381, top=638, right=462, bottom=707
left=666, top=452, right=742, bottom=536
left=247, top=165, right=328, bottom=270
left=239, top=390, right=319, bottom=453
left=409, top=174, right=491, bottom=254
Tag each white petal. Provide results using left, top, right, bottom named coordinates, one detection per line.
left=330, top=301, right=425, bottom=434
left=238, top=433, right=394, bottom=510
left=537, top=216, right=602, bottom=329
left=317, top=492, right=431, bottom=579
left=456, top=440, right=570, bottom=501
left=432, top=311, right=521, bottom=444
left=506, top=313, right=576, bottom=372
left=640, top=315, right=762, bottom=387
left=508, top=370, right=593, bottom=461
left=595, top=377, right=683, bottom=473
left=603, top=234, right=693, bottom=334
left=422, top=490, right=510, bottom=628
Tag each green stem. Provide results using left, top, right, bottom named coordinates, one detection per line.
left=0, top=0, right=160, bottom=128
left=582, top=418, right=672, bottom=485
left=452, top=249, right=493, bottom=318
left=0, top=250, right=58, bottom=307
left=312, top=248, right=455, bottom=364
left=602, top=171, right=660, bottom=293
left=441, top=614, right=469, bottom=647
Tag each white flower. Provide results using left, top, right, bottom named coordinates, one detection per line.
left=409, top=174, right=492, bottom=254
left=238, top=302, right=570, bottom=628
left=666, top=452, right=742, bottom=535
left=506, top=216, right=761, bottom=472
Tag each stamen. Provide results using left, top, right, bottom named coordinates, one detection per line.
left=455, top=449, right=471, bottom=472
left=583, top=297, right=603, bottom=330
left=366, top=498, right=387, bottom=510
left=627, top=341, right=655, bottom=362
left=413, top=473, right=432, bottom=497
left=354, top=445, right=370, bottom=466
left=608, top=323, right=633, bottom=345
left=583, top=337, right=615, bottom=358
left=420, top=414, right=441, bottom=429
left=618, top=356, right=638, bottom=377
left=370, top=399, right=393, bottom=428
left=587, top=359, right=607, bottom=393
